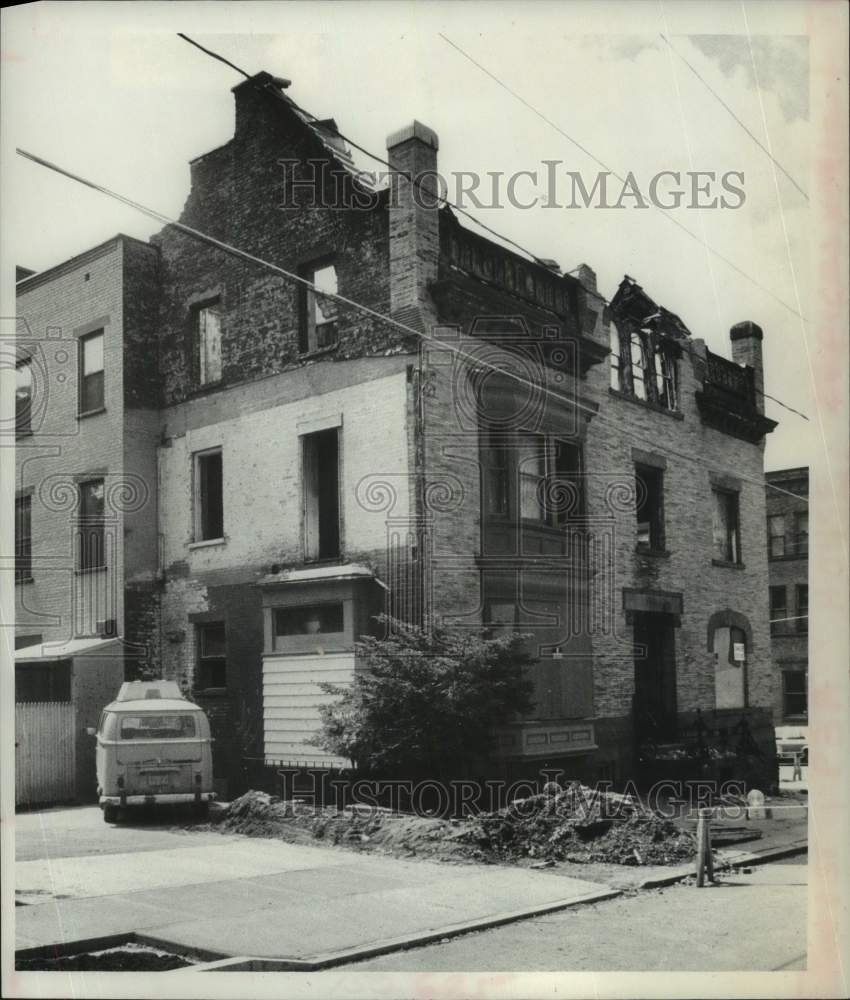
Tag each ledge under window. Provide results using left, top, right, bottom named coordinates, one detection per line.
left=15, top=576, right=34, bottom=585
left=77, top=407, right=107, bottom=421
left=75, top=565, right=107, bottom=576
left=298, top=343, right=339, bottom=361
left=608, top=388, right=684, bottom=420
left=189, top=537, right=227, bottom=550
left=636, top=546, right=671, bottom=559
left=712, top=558, right=746, bottom=570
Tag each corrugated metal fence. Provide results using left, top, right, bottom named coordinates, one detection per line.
left=15, top=702, right=76, bottom=807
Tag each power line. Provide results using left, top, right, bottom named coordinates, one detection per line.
left=658, top=33, right=808, bottom=202
left=177, top=32, right=554, bottom=270
left=176, top=33, right=808, bottom=424
left=438, top=32, right=807, bottom=323
left=15, top=146, right=808, bottom=506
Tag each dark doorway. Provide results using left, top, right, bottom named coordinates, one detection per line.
left=303, top=428, right=340, bottom=561
left=632, top=612, right=677, bottom=740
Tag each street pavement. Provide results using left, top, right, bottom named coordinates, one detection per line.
left=14, top=806, right=616, bottom=963
left=338, top=859, right=808, bottom=972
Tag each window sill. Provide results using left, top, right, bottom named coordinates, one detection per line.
left=636, top=545, right=670, bottom=558
left=194, top=687, right=229, bottom=699
left=608, top=388, right=684, bottom=420
left=75, top=566, right=107, bottom=576
left=15, top=576, right=34, bottom=585
left=16, top=430, right=34, bottom=439
left=712, top=558, right=746, bottom=570
left=77, top=407, right=107, bottom=420
left=768, top=553, right=808, bottom=562
left=189, top=537, right=227, bottom=550
left=299, top=343, right=339, bottom=361
left=189, top=380, right=226, bottom=399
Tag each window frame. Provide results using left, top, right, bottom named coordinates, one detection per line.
left=781, top=669, right=807, bottom=721
left=15, top=494, right=33, bottom=583
left=302, top=427, right=341, bottom=562
left=611, top=323, right=679, bottom=411
left=299, top=260, right=339, bottom=355
left=793, top=511, right=808, bottom=556
left=193, top=447, right=224, bottom=544
left=196, top=621, right=227, bottom=691
left=767, top=514, right=786, bottom=559
left=769, top=585, right=787, bottom=636
left=711, top=487, right=742, bottom=564
left=795, top=584, right=808, bottom=634
left=77, top=478, right=106, bottom=572
left=78, top=329, right=105, bottom=416
left=635, top=463, right=665, bottom=552
left=16, top=357, right=33, bottom=435
left=194, top=299, right=223, bottom=387
left=516, top=432, right=582, bottom=528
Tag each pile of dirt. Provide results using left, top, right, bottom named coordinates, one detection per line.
left=217, top=783, right=698, bottom=867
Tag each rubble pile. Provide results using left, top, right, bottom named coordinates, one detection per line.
left=217, top=782, right=697, bottom=867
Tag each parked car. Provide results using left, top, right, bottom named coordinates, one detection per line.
left=89, top=680, right=216, bottom=823
left=775, top=724, right=808, bottom=767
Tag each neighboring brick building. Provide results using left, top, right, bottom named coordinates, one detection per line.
left=14, top=71, right=781, bottom=794
left=765, top=468, right=809, bottom=738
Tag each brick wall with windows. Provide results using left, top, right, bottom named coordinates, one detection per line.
left=765, top=468, right=809, bottom=725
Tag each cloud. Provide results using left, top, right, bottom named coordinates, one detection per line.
left=689, top=35, right=809, bottom=123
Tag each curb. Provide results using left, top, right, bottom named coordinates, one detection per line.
left=168, top=886, right=623, bottom=972
left=638, top=839, right=808, bottom=889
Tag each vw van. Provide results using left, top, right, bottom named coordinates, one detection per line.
left=91, top=680, right=216, bottom=823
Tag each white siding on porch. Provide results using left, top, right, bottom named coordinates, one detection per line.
left=262, top=652, right=355, bottom=768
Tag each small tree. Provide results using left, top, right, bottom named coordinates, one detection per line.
left=314, top=616, right=534, bottom=779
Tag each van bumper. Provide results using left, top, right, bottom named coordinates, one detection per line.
left=100, top=792, right=217, bottom=807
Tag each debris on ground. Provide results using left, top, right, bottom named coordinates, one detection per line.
left=215, top=782, right=701, bottom=867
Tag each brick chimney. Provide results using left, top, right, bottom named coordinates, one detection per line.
left=386, top=121, right=440, bottom=326
left=730, top=321, right=764, bottom=413
left=574, top=263, right=597, bottom=293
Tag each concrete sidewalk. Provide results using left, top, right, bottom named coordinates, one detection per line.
left=16, top=833, right=616, bottom=963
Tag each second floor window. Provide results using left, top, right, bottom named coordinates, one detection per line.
left=712, top=488, right=741, bottom=563
left=517, top=434, right=582, bottom=526
left=194, top=449, right=224, bottom=541
left=794, top=511, right=808, bottom=556
left=610, top=322, right=678, bottom=411
left=79, top=330, right=104, bottom=414
left=300, top=262, right=338, bottom=353
left=16, top=358, right=32, bottom=434
left=195, top=301, right=222, bottom=385
left=78, top=479, right=105, bottom=571
left=15, top=495, right=32, bottom=582
left=635, top=464, right=665, bottom=551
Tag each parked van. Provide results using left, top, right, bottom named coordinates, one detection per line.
left=90, top=680, right=216, bottom=823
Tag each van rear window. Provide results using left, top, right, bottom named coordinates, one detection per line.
left=120, top=714, right=197, bottom=740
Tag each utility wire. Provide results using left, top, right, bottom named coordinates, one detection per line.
left=658, top=33, right=808, bottom=202
left=14, top=147, right=809, bottom=505
left=438, top=32, right=807, bottom=323
left=178, top=32, right=553, bottom=269
left=177, top=33, right=808, bottom=424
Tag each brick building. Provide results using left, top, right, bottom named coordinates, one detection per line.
left=15, top=72, right=780, bottom=794
left=765, top=468, right=809, bottom=740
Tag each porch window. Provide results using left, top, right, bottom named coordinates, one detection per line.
left=273, top=603, right=344, bottom=646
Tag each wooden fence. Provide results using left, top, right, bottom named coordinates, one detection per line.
left=15, top=701, right=76, bottom=807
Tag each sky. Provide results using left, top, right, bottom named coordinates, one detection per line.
left=1, top=1, right=820, bottom=471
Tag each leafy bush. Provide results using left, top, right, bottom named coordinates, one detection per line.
left=314, top=616, right=534, bottom=779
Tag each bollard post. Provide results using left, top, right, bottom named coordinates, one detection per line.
left=703, top=807, right=715, bottom=882
left=695, top=809, right=707, bottom=887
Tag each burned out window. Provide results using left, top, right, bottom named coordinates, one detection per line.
left=196, top=622, right=226, bottom=690
left=712, top=488, right=741, bottom=564
left=16, top=358, right=32, bottom=435
left=610, top=323, right=678, bottom=411
left=194, top=449, right=224, bottom=542
left=770, top=586, right=787, bottom=636
left=195, top=301, right=222, bottom=386
left=302, top=428, right=340, bottom=560
left=15, top=495, right=32, bottom=582
left=300, top=262, right=338, bottom=353
left=79, top=330, right=105, bottom=414
left=78, top=479, right=105, bottom=571
left=635, top=464, right=664, bottom=551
